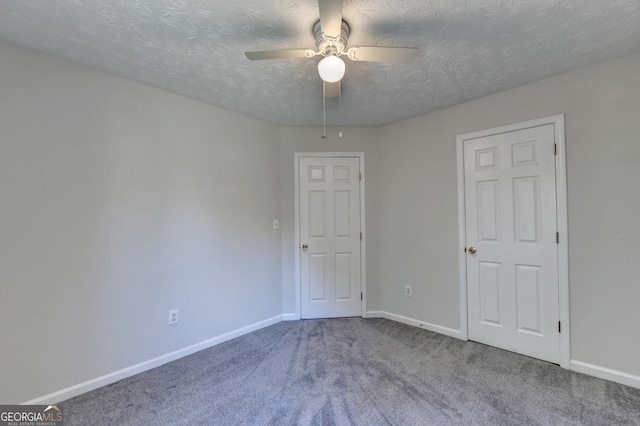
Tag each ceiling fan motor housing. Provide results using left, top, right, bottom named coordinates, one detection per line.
left=314, top=20, right=350, bottom=57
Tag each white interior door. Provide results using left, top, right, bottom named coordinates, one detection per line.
left=299, top=156, right=362, bottom=319
left=464, top=124, right=560, bottom=363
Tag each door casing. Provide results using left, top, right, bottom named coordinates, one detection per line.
left=456, top=115, right=570, bottom=368
left=294, top=152, right=367, bottom=320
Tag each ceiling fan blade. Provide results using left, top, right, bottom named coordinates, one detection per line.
left=324, top=81, right=340, bottom=98
left=346, top=46, right=418, bottom=64
left=318, top=0, right=343, bottom=38
left=245, top=49, right=316, bottom=61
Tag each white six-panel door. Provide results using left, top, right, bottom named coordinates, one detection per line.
left=299, top=156, right=362, bottom=319
left=464, top=124, right=560, bottom=363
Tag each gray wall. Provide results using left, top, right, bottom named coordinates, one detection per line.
left=0, top=42, right=282, bottom=404
left=373, top=108, right=461, bottom=328
left=278, top=52, right=640, bottom=381
left=373, top=52, right=640, bottom=377
left=278, top=126, right=381, bottom=314
left=2, top=39, right=639, bottom=403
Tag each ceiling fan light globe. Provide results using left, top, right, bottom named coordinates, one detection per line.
left=318, top=56, right=345, bottom=83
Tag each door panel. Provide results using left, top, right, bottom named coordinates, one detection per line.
left=309, top=254, right=327, bottom=301
left=479, top=261, right=502, bottom=326
left=515, top=264, right=542, bottom=334
left=334, top=191, right=351, bottom=237
left=465, top=124, right=559, bottom=363
left=513, top=177, right=539, bottom=243
left=477, top=180, right=500, bottom=242
left=308, top=191, right=326, bottom=237
left=299, top=156, right=361, bottom=319
left=335, top=253, right=352, bottom=300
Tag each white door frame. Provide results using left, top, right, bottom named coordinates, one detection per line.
left=294, top=152, right=367, bottom=320
left=456, top=115, right=570, bottom=369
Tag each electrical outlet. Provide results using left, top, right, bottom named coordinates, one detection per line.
left=405, top=285, right=412, bottom=297
left=168, top=309, right=179, bottom=325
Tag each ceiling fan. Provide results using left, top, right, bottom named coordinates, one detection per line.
left=245, top=0, right=418, bottom=97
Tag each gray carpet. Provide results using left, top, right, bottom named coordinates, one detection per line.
left=62, top=318, right=640, bottom=425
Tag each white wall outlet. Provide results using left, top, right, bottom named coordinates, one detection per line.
left=405, top=285, right=412, bottom=297
left=168, top=309, right=179, bottom=325
left=273, top=219, right=279, bottom=230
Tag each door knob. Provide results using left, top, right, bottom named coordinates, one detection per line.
left=301, top=243, right=308, bottom=251
left=468, top=246, right=477, bottom=254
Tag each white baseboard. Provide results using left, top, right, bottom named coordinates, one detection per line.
left=571, top=360, right=640, bottom=389
left=366, top=310, right=462, bottom=340
left=21, top=312, right=640, bottom=404
left=370, top=312, right=640, bottom=389
left=22, top=314, right=284, bottom=405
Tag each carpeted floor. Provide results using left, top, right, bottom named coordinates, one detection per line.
left=62, top=318, right=640, bottom=425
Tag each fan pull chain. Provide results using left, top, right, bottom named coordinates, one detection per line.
left=321, top=80, right=328, bottom=139
left=338, top=80, right=343, bottom=138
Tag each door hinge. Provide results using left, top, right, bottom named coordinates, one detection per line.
left=361, top=292, right=363, bottom=301
left=556, top=232, right=560, bottom=244
left=359, top=172, right=362, bottom=181
left=360, top=232, right=362, bottom=241
left=553, top=143, right=557, bottom=156
left=558, top=321, right=561, bottom=333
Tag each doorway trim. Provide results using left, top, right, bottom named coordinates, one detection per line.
left=294, top=152, right=367, bottom=320
left=456, top=115, right=570, bottom=369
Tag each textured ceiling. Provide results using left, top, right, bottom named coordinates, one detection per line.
left=1, top=0, right=639, bottom=127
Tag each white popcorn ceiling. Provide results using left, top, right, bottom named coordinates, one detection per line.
left=1, top=0, right=639, bottom=127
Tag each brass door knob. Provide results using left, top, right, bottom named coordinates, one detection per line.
left=302, top=243, right=308, bottom=251
left=468, top=246, right=477, bottom=254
